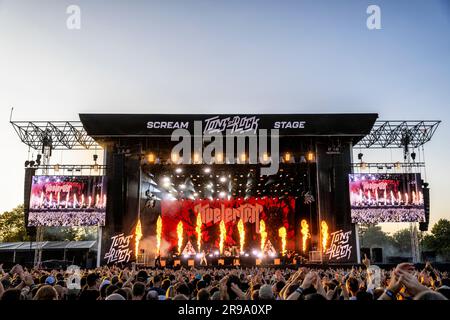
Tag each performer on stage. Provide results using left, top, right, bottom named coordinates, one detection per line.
left=200, top=250, right=208, bottom=266
left=155, top=254, right=161, bottom=268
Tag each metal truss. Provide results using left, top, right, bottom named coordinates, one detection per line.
left=351, top=162, right=426, bottom=169
left=28, top=164, right=107, bottom=176
left=11, top=120, right=440, bottom=151
left=356, top=121, right=440, bottom=148
left=10, top=121, right=100, bottom=150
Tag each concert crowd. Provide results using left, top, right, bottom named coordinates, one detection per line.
left=1, top=258, right=448, bottom=301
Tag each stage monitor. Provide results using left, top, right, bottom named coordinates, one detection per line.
left=28, top=175, right=107, bottom=226
left=349, top=173, right=425, bottom=224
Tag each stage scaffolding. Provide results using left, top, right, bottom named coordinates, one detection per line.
left=10, top=120, right=441, bottom=151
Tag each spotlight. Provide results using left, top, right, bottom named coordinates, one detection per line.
left=179, top=184, right=186, bottom=190
left=284, top=152, right=291, bottom=162
left=193, top=153, right=201, bottom=164
left=204, top=167, right=211, bottom=174
left=171, top=153, right=179, bottom=164
left=215, top=153, right=223, bottom=164
left=307, top=152, right=314, bottom=162
left=219, top=191, right=226, bottom=198
left=147, top=153, right=156, bottom=163
left=175, top=167, right=183, bottom=174
left=239, top=153, right=246, bottom=163
left=219, top=176, right=227, bottom=183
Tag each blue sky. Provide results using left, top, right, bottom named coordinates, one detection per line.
left=0, top=0, right=449, bottom=233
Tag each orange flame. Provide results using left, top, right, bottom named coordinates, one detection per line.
left=156, top=215, right=162, bottom=257
left=301, top=219, right=310, bottom=253
left=321, top=221, right=329, bottom=252
left=278, top=226, right=287, bottom=256
left=135, top=218, right=143, bottom=259
left=177, top=221, right=183, bottom=254
left=195, top=213, right=202, bottom=253
left=237, top=219, right=245, bottom=254
left=260, top=220, right=267, bottom=252
left=219, top=220, right=226, bottom=254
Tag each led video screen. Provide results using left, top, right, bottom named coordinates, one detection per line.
left=161, top=197, right=296, bottom=254
left=28, top=175, right=107, bottom=226
left=349, top=173, right=425, bottom=224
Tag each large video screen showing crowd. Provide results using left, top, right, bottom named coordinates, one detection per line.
left=28, top=175, right=107, bottom=227
left=349, top=173, right=425, bottom=224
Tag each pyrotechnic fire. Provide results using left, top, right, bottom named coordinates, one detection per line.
left=321, top=221, right=329, bottom=252
left=156, top=215, right=162, bottom=257
left=260, top=220, right=267, bottom=252
left=39, top=192, right=44, bottom=208
left=219, top=220, right=226, bottom=254
left=95, top=194, right=100, bottom=208
left=196, top=213, right=202, bottom=253
left=135, top=218, right=143, bottom=259
left=177, top=221, right=183, bottom=254
left=65, top=193, right=69, bottom=209
left=301, top=219, right=310, bottom=253
left=278, top=226, right=287, bottom=256
left=237, top=219, right=245, bottom=254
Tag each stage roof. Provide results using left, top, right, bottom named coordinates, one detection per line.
left=10, top=113, right=440, bottom=150
left=79, top=113, right=378, bottom=138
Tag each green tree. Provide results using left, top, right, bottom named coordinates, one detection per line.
left=359, top=225, right=392, bottom=248
left=0, top=205, right=29, bottom=242
left=422, top=219, right=450, bottom=260
left=43, top=226, right=97, bottom=241
left=391, top=228, right=415, bottom=254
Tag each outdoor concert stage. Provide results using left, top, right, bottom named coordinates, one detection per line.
left=14, top=113, right=438, bottom=267
left=80, top=113, right=378, bottom=266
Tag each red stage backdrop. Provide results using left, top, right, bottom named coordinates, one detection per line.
left=161, top=197, right=296, bottom=253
